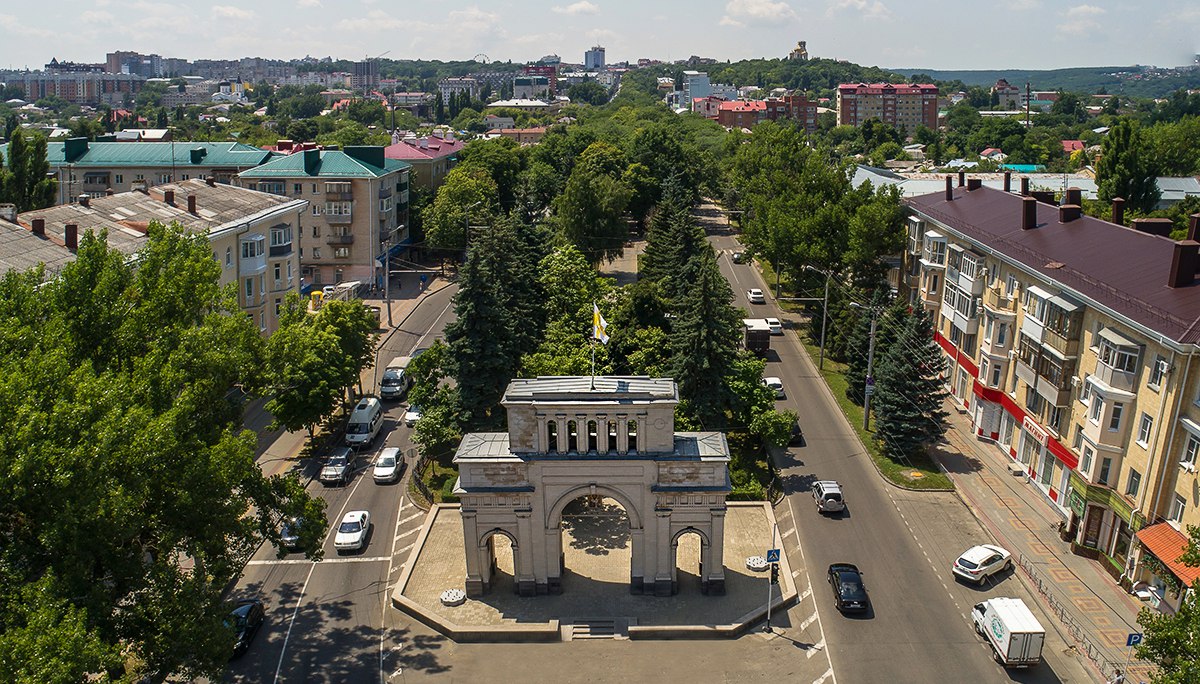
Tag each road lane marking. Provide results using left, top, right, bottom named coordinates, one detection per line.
left=784, top=492, right=838, bottom=684
left=807, top=639, right=825, bottom=658
left=813, top=668, right=834, bottom=684
left=247, top=556, right=390, bottom=566
left=801, top=612, right=818, bottom=630
left=394, top=527, right=419, bottom=541
left=396, top=512, right=423, bottom=527
left=413, top=299, right=454, bottom=349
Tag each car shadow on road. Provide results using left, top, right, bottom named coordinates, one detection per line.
left=930, top=443, right=985, bottom=475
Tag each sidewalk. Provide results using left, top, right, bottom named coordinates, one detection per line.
left=255, top=274, right=450, bottom=481
left=936, top=406, right=1153, bottom=682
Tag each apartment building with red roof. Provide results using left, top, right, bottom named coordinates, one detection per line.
left=837, top=82, right=938, bottom=131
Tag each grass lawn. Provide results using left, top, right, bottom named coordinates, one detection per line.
left=410, top=451, right=460, bottom=504
left=797, top=334, right=954, bottom=491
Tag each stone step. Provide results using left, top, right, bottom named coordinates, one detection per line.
left=568, top=618, right=626, bottom=640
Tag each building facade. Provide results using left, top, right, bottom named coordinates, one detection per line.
left=837, top=82, right=938, bottom=131
left=992, top=78, right=1022, bottom=109
left=0, top=70, right=142, bottom=106
left=584, top=46, right=606, bottom=70
left=236, top=147, right=410, bottom=291
left=437, top=77, right=479, bottom=104
left=904, top=176, right=1200, bottom=611
left=715, top=94, right=818, bottom=133
left=6, top=179, right=305, bottom=334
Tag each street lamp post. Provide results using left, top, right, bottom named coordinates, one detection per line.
left=803, top=265, right=832, bottom=370
left=850, top=302, right=883, bottom=431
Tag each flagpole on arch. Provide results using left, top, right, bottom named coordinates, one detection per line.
left=591, top=302, right=609, bottom=390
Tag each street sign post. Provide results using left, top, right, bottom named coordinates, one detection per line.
left=1125, top=633, right=1142, bottom=647
left=765, top=548, right=780, bottom=563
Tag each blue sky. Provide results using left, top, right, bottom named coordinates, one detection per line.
left=0, top=0, right=1197, bottom=71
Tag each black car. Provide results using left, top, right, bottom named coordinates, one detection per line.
left=226, top=599, right=265, bottom=658
left=732, top=250, right=748, bottom=264
left=827, top=563, right=869, bottom=613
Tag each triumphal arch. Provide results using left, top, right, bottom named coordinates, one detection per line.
left=454, top=376, right=731, bottom=597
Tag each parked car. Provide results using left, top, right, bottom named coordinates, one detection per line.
left=373, top=447, right=405, bottom=484
left=225, top=599, right=265, bottom=658
left=279, top=517, right=303, bottom=551
left=379, top=357, right=412, bottom=400
left=765, top=317, right=783, bottom=335
left=747, top=288, right=765, bottom=304
left=789, top=415, right=803, bottom=445
left=404, top=404, right=422, bottom=428
left=812, top=480, right=845, bottom=514
left=953, top=544, right=1013, bottom=585
left=827, top=563, right=869, bottom=613
left=763, top=376, right=785, bottom=399
left=334, top=510, right=371, bottom=553
left=732, top=250, right=748, bottom=264
left=319, top=447, right=357, bottom=486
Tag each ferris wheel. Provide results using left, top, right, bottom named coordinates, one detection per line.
left=473, top=53, right=489, bottom=64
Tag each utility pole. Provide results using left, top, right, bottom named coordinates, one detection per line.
left=818, top=271, right=830, bottom=370
left=863, top=313, right=878, bottom=430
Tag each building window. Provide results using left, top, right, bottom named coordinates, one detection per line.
left=1108, top=403, right=1123, bottom=432
left=1148, top=356, right=1166, bottom=389
left=1098, top=457, right=1112, bottom=485
left=115, top=174, right=123, bottom=184
left=1088, top=396, right=1103, bottom=424
left=990, top=363, right=1002, bottom=388
left=1137, top=413, right=1153, bottom=447
left=333, top=246, right=351, bottom=259
left=135, top=174, right=144, bottom=181
left=274, top=298, right=282, bottom=316
left=224, top=246, right=232, bottom=267
left=270, top=226, right=292, bottom=246
left=244, top=278, right=254, bottom=300
left=313, top=224, right=321, bottom=238
left=995, top=323, right=1007, bottom=347
left=1079, top=376, right=1092, bottom=405
left=1080, top=444, right=1094, bottom=475
left=160, top=174, right=171, bottom=183
left=1073, top=426, right=1083, bottom=451
left=311, top=247, right=322, bottom=259
left=1182, top=435, right=1200, bottom=469
left=182, top=174, right=189, bottom=181
left=1048, top=406, right=1064, bottom=432
left=241, top=239, right=264, bottom=259
left=1125, top=469, right=1141, bottom=498
left=312, top=205, right=321, bottom=216
left=273, top=263, right=281, bottom=282
left=325, top=201, right=352, bottom=215
left=1098, top=341, right=1139, bottom=373
left=256, top=181, right=286, bottom=196
left=293, top=183, right=303, bottom=195
left=287, top=261, right=293, bottom=282
left=1169, top=494, right=1186, bottom=522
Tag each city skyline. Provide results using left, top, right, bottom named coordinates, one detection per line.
left=0, top=0, right=1197, bottom=72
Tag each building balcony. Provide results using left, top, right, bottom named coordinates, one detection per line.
left=324, top=213, right=353, bottom=224
left=1043, top=327, right=1081, bottom=358
left=1082, top=411, right=1128, bottom=450
left=325, top=191, right=354, bottom=201
left=326, top=234, right=355, bottom=245
left=983, top=288, right=1018, bottom=314
left=240, top=254, right=266, bottom=275
left=269, top=243, right=293, bottom=258
left=1093, top=361, right=1137, bottom=394
left=378, top=187, right=393, bottom=200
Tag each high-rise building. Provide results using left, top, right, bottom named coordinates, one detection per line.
left=836, top=82, right=939, bottom=132
left=584, top=46, right=606, bottom=70
left=351, top=59, right=380, bottom=91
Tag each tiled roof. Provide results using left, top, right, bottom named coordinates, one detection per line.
left=384, top=137, right=465, bottom=162
left=838, top=82, right=937, bottom=94
left=1062, top=140, right=1085, bottom=152
left=1136, top=522, right=1200, bottom=586
left=504, top=376, right=678, bottom=401
left=905, top=185, right=1200, bottom=345
left=17, top=141, right=275, bottom=168
left=719, top=100, right=766, bottom=112
left=0, top=221, right=73, bottom=275
left=237, top=149, right=408, bottom=179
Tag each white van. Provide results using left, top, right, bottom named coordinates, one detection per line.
left=379, top=356, right=412, bottom=400
left=345, top=397, right=384, bottom=447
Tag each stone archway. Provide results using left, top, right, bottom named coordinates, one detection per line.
left=455, top=377, right=731, bottom=598
left=671, top=527, right=711, bottom=595
left=474, top=527, right=520, bottom=595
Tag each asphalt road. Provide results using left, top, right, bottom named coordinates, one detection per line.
left=224, top=284, right=459, bottom=684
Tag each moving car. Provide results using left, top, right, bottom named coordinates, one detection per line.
left=764, top=317, right=783, bottom=335
left=226, top=598, right=265, bottom=658
left=746, top=288, right=765, bottom=304
left=279, top=517, right=303, bottom=551
left=812, top=480, right=845, bottom=514
left=763, top=376, right=785, bottom=399
left=344, top=397, right=384, bottom=447
left=373, top=447, right=405, bottom=484
left=319, top=446, right=358, bottom=486
left=334, top=510, right=371, bottom=553
left=404, top=404, right=422, bottom=428
left=827, top=563, right=869, bottom=613
left=732, top=251, right=747, bottom=264
left=379, top=356, right=412, bottom=400
left=972, top=597, right=1045, bottom=667
left=953, top=544, right=1013, bottom=585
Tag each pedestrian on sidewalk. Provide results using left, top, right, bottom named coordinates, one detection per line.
left=1106, top=668, right=1124, bottom=684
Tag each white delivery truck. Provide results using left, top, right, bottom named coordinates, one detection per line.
left=972, top=597, right=1045, bottom=668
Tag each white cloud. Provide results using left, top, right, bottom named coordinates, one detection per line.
left=298, top=0, right=321, bottom=6
left=551, top=1, right=598, bottom=15
left=212, top=5, right=254, bottom=20
left=79, top=10, right=115, bottom=23
left=826, top=0, right=892, bottom=20
left=1058, top=4, right=1105, bottom=35
left=0, top=13, right=55, bottom=39
left=721, top=0, right=798, bottom=27
left=1010, top=0, right=1040, bottom=9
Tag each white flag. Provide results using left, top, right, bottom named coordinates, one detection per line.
left=593, top=303, right=609, bottom=344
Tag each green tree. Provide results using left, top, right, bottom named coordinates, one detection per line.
left=873, top=307, right=948, bottom=462
left=844, top=289, right=901, bottom=406
left=669, top=248, right=741, bottom=427
left=1135, top=524, right=1200, bottom=683
left=567, top=80, right=610, bottom=105
left=0, top=129, right=57, bottom=211
left=458, top=136, right=525, bottom=209
left=751, top=409, right=799, bottom=448
left=421, top=165, right=499, bottom=252
left=0, top=225, right=324, bottom=681
left=1096, top=118, right=1161, bottom=213
left=556, top=145, right=631, bottom=264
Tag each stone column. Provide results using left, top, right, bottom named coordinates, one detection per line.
left=707, top=507, right=727, bottom=596
left=515, top=511, right=538, bottom=596
left=462, top=511, right=486, bottom=596
left=536, top=416, right=548, bottom=454
left=615, top=415, right=628, bottom=454
left=653, top=509, right=673, bottom=596
left=629, top=526, right=645, bottom=594
left=555, top=415, right=568, bottom=453
left=545, top=523, right=563, bottom=594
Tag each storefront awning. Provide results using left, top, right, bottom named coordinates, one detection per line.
left=1137, top=522, right=1200, bottom=586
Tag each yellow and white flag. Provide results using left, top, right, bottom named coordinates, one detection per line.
left=592, top=303, right=609, bottom=344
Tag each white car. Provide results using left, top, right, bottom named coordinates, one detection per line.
left=763, top=376, right=785, bottom=399
left=765, top=317, right=783, bottom=335
left=952, top=544, right=1012, bottom=584
left=747, top=288, right=765, bottom=304
left=334, top=510, right=371, bottom=553
left=373, top=447, right=404, bottom=484
left=403, top=404, right=422, bottom=428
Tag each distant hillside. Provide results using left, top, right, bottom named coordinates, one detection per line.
left=891, top=66, right=1200, bottom=98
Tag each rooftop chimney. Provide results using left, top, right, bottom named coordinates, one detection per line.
left=1059, top=204, right=1081, bottom=223
left=1022, top=196, right=1038, bottom=230
left=206, top=176, right=216, bottom=187
left=131, top=180, right=148, bottom=193
left=1003, top=171, right=1011, bottom=193
left=78, top=194, right=89, bottom=208
left=0, top=203, right=15, bottom=223
left=105, top=187, right=114, bottom=196
left=31, top=218, right=45, bottom=236
left=957, top=170, right=965, bottom=187
left=164, top=190, right=175, bottom=205
left=65, top=223, right=78, bottom=250
left=1188, top=214, right=1200, bottom=242
left=187, top=195, right=197, bottom=214
left=945, top=175, right=953, bottom=201
left=1111, top=197, right=1125, bottom=226
left=1132, top=218, right=1174, bottom=237
left=1169, top=241, right=1200, bottom=288
left=1065, top=187, right=1082, bottom=207
left=1020, top=177, right=1030, bottom=196
left=967, top=177, right=982, bottom=191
